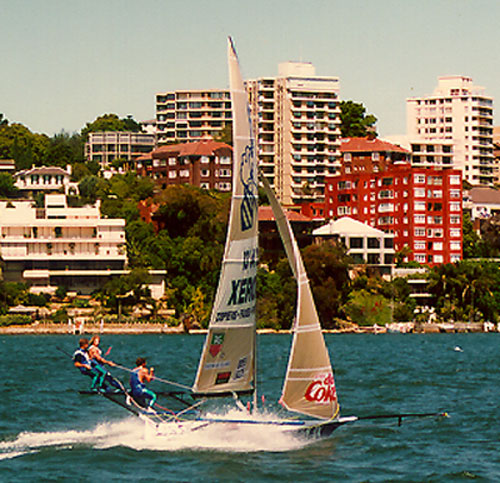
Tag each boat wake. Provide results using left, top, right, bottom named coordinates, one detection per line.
left=0, top=410, right=310, bottom=458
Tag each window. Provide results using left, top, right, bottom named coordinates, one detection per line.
left=344, top=153, right=352, bottom=161
left=414, top=188, right=426, bottom=197
left=450, top=228, right=461, bottom=237
left=338, top=181, right=351, bottom=190
left=415, top=254, right=426, bottom=263
left=349, top=237, right=363, bottom=249
left=433, top=255, right=444, bottom=263
left=414, top=201, right=426, bottom=211
left=168, top=171, right=177, bottom=178
left=378, top=203, right=394, bottom=213
left=337, top=206, right=352, bottom=215
left=372, top=152, right=380, bottom=161
left=450, top=189, right=461, bottom=198
left=379, top=190, right=394, bottom=199
left=168, top=158, right=176, bottom=166
left=451, top=254, right=461, bottom=262
left=367, top=238, right=380, bottom=249
left=450, top=202, right=461, bottom=211
left=414, top=214, right=426, bottom=224
left=384, top=238, right=394, bottom=248
left=450, top=215, right=460, bottom=224
left=415, top=228, right=426, bottom=237
left=433, top=242, right=443, bottom=250
left=450, top=241, right=461, bottom=250
left=449, top=175, right=460, bottom=185
left=414, top=241, right=426, bottom=250
left=414, top=174, right=426, bottom=183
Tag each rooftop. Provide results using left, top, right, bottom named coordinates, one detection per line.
left=340, top=137, right=410, bottom=154
left=313, top=217, right=392, bottom=237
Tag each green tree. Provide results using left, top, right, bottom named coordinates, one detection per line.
left=81, top=114, right=141, bottom=140
left=213, top=122, right=233, bottom=146
left=0, top=173, right=18, bottom=198
left=0, top=123, right=49, bottom=168
left=339, top=100, right=377, bottom=138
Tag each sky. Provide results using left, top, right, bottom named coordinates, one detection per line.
left=1, top=0, right=499, bottom=137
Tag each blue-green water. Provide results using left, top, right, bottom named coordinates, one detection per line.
left=1, top=333, right=499, bottom=481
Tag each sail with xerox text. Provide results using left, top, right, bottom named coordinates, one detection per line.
left=192, top=38, right=259, bottom=396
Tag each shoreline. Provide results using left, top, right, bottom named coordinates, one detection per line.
left=0, top=322, right=494, bottom=335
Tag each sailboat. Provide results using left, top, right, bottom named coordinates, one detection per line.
left=70, top=38, right=445, bottom=438
left=187, top=38, right=354, bottom=437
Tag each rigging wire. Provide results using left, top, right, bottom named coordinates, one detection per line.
left=112, top=362, right=192, bottom=391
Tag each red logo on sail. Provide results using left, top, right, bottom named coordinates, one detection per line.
left=209, top=333, right=225, bottom=357
left=304, top=373, right=337, bottom=404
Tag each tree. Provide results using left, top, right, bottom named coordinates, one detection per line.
left=0, top=173, right=18, bottom=198
left=339, top=101, right=377, bottom=138
left=213, top=122, right=233, bottom=146
left=81, top=114, right=142, bottom=140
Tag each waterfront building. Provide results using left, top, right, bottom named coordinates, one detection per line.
left=324, top=165, right=463, bottom=266
left=246, top=62, right=341, bottom=205
left=312, top=216, right=395, bottom=275
left=14, top=165, right=76, bottom=195
left=155, top=89, right=232, bottom=145
left=85, top=131, right=156, bottom=168
left=136, top=140, right=232, bottom=191
left=407, top=76, right=495, bottom=185
left=0, top=194, right=127, bottom=293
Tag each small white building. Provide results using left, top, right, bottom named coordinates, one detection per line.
left=14, top=165, right=76, bottom=195
left=463, top=187, right=500, bottom=220
left=313, top=217, right=395, bottom=275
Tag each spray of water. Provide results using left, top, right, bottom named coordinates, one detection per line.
left=0, top=408, right=312, bottom=459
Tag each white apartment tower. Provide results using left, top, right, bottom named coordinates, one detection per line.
left=155, top=90, right=232, bottom=145
left=247, top=62, right=341, bottom=205
left=407, top=76, right=495, bottom=185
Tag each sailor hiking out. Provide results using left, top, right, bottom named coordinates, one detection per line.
left=73, top=337, right=120, bottom=392
left=130, top=357, right=157, bottom=408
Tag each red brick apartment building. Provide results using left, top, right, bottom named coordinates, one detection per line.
left=339, top=137, right=411, bottom=175
left=136, top=140, right=233, bottom=191
left=324, top=165, right=463, bottom=265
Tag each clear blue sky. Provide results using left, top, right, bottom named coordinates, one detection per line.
left=1, top=0, right=499, bottom=137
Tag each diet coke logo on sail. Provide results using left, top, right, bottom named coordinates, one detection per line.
left=304, top=373, right=337, bottom=404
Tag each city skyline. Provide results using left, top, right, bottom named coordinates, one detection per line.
left=1, top=0, right=499, bottom=137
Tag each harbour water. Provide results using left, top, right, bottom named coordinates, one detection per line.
left=1, top=333, right=499, bottom=481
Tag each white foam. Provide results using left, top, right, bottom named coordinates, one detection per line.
left=0, top=409, right=311, bottom=456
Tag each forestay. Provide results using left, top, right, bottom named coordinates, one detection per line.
left=260, top=175, right=339, bottom=420
left=192, top=38, right=258, bottom=396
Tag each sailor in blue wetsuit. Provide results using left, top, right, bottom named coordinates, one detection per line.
left=130, top=357, right=157, bottom=408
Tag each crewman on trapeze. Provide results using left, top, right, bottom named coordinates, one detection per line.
left=130, top=357, right=157, bottom=409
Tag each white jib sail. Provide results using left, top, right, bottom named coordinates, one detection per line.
left=260, top=174, right=339, bottom=420
left=192, top=38, right=258, bottom=396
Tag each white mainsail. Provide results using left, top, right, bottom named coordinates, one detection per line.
left=260, top=175, right=339, bottom=420
left=192, top=38, right=258, bottom=396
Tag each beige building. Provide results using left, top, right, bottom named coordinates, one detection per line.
left=85, top=131, right=156, bottom=168
left=407, top=76, right=495, bottom=185
left=155, top=89, right=232, bottom=145
left=247, top=62, right=341, bottom=205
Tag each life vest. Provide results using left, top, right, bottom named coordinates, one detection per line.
left=130, top=367, right=145, bottom=394
left=73, top=348, right=91, bottom=373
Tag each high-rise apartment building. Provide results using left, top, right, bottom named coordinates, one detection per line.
left=155, top=90, right=232, bottom=145
left=407, top=76, right=495, bottom=185
left=247, top=62, right=341, bottom=205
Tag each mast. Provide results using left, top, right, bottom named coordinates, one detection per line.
left=192, top=38, right=259, bottom=398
